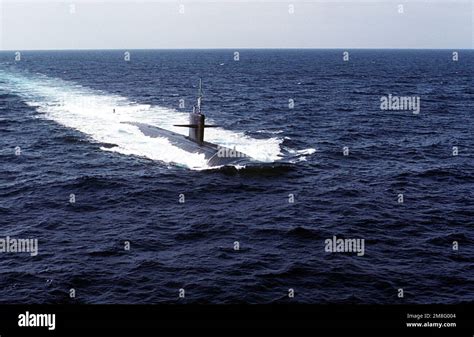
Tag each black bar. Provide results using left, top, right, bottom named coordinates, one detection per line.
left=0, top=304, right=472, bottom=337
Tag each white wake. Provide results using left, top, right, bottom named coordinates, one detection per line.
left=0, top=68, right=287, bottom=170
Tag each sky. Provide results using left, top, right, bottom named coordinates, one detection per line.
left=0, top=0, right=472, bottom=50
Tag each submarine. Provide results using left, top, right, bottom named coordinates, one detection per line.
left=122, top=80, right=258, bottom=167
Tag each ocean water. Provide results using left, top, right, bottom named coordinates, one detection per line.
left=0, top=49, right=473, bottom=304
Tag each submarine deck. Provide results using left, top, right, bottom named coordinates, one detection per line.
left=122, top=122, right=253, bottom=166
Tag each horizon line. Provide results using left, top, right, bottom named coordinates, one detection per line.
left=0, top=47, right=473, bottom=52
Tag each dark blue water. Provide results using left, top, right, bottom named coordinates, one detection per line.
left=0, top=50, right=473, bottom=304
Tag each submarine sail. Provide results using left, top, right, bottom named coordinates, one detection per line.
left=122, top=79, right=255, bottom=167
left=172, top=79, right=219, bottom=145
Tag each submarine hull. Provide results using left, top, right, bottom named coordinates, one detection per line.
left=123, top=122, right=254, bottom=167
